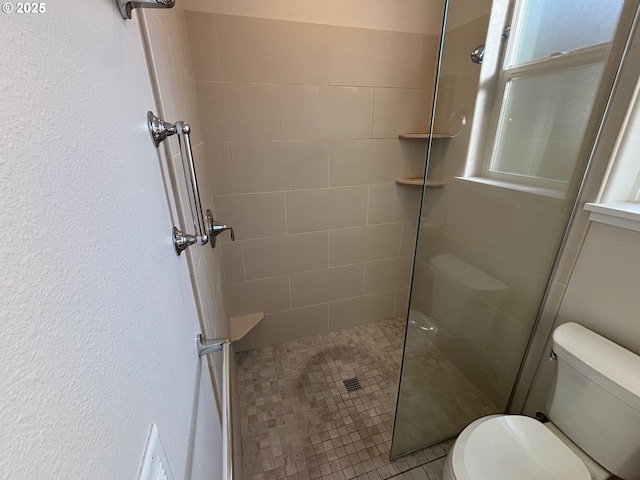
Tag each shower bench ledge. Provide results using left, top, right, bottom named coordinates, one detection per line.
left=231, top=312, right=265, bottom=342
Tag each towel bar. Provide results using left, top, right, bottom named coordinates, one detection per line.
left=197, top=335, right=234, bottom=479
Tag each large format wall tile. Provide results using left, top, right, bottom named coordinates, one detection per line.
left=328, top=27, right=423, bottom=88
left=252, top=304, right=329, bottom=348
left=220, top=241, right=245, bottom=283
left=215, top=14, right=331, bottom=85
left=225, top=275, right=291, bottom=317
left=328, top=139, right=426, bottom=186
left=290, top=264, right=365, bottom=308
left=328, top=291, right=396, bottom=330
left=243, top=232, right=329, bottom=279
left=438, top=15, right=488, bottom=88
left=367, top=184, right=421, bottom=224
left=280, top=84, right=374, bottom=139
left=400, top=220, right=418, bottom=256
left=417, top=34, right=440, bottom=89
left=329, top=223, right=402, bottom=266
left=184, top=12, right=441, bottom=347
left=364, top=256, right=413, bottom=294
left=372, top=87, right=432, bottom=138
left=394, top=287, right=410, bottom=317
left=230, top=141, right=329, bottom=193
left=213, top=192, right=286, bottom=240
left=196, top=82, right=280, bottom=141
left=185, top=12, right=221, bottom=81
left=286, top=186, right=368, bottom=233
left=201, top=142, right=233, bottom=196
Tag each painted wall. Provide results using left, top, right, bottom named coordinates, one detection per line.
left=182, top=0, right=444, bottom=35
left=183, top=10, right=443, bottom=350
left=0, top=3, right=224, bottom=479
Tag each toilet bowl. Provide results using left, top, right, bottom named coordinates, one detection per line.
left=442, top=415, right=591, bottom=480
left=443, top=322, right=640, bottom=480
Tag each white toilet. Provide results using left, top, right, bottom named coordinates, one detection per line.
left=443, top=322, right=640, bottom=480
left=429, top=254, right=508, bottom=341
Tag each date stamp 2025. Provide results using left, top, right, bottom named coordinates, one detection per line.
left=2, top=2, right=46, bottom=14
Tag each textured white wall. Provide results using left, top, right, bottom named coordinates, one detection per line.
left=0, top=2, right=222, bottom=479
left=182, top=0, right=445, bottom=34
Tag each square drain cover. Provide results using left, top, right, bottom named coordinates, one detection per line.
left=343, top=377, right=361, bottom=392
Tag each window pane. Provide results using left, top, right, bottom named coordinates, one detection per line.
left=511, top=0, right=623, bottom=66
left=491, top=62, right=604, bottom=184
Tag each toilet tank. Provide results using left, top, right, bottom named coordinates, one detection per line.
left=547, top=322, right=640, bottom=480
left=429, top=254, right=508, bottom=339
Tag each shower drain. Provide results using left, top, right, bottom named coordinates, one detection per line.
left=343, top=377, right=361, bottom=393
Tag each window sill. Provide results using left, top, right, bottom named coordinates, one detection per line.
left=584, top=202, right=640, bottom=232
left=456, top=176, right=566, bottom=198
left=452, top=176, right=567, bottom=212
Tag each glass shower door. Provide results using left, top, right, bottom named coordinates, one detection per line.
left=391, top=0, right=630, bottom=457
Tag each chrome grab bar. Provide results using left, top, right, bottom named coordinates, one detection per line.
left=175, top=121, right=208, bottom=247
left=147, top=111, right=209, bottom=256
left=197, top=335, right=234, bottom=480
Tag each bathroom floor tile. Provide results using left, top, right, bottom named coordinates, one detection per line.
left=236, top=318, right=492, bottom=480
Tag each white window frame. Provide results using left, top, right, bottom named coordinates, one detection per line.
left=481, top=0, right=611, bottom=194
left=585, top=65, right=640, bottom=232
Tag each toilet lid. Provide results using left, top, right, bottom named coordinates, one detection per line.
left=451, top=415, right=591, bottom=480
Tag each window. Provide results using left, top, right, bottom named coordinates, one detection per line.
left=585, top=67, right=640, bottom=232
left=481, top=0, right=624, bottom=195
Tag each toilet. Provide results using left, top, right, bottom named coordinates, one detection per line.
left=429, top=254, right=508, bottom=341
left=443, top=322, right=640, bottom=480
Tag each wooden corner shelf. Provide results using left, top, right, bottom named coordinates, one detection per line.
left=398, top=132, right=453, bottom=139
left=395, top=177, right=445, bottom=187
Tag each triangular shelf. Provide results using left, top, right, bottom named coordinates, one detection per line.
left=398, top=132, right=453, bottom=139
left=395, top=177, right=445, bottom=187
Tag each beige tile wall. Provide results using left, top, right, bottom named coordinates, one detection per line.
left=185, top=12, right=440, bottom=349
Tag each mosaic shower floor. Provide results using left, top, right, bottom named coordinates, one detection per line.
left=236, top=317, right=497, bottom=480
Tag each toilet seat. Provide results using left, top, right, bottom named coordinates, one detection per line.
left=444, top=415, right=591, bottom=480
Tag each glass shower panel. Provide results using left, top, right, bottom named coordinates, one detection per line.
left=391, top=0, right=628, bottom=458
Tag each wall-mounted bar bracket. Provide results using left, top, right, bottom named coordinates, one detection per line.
left=173, top=227, right=197, bottom=256
left=148, top=111, right=177, bottom=147
left=116, top=0, right=175, bottom=20
left=196, top=334, right=230, bottom=357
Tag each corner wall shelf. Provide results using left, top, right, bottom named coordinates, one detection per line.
left=398, top=132, right=453, bottom=139
left=231, top=312, right=264, bottom=342
left=396, top=177, right=445, bottom=187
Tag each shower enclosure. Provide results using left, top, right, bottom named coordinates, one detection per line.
left=391, top=0, right=635, bottom=458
